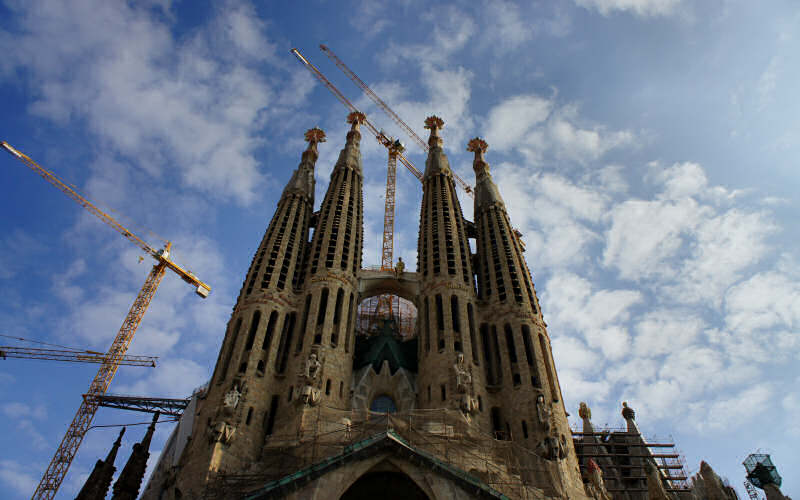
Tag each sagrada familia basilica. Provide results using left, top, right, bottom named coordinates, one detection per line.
left=77, top=112, right=789, bottom=499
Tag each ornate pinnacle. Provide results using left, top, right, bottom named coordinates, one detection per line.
left=467, top=137, right=488, bottom=162
left=304, top=127, right=326, bottom=155
left=424, top=115, right=444, bottom=148
left=621, top=401, right=635, bottom=420
left=578, top=402, right=591, bottom=420
left=347, top=111, right=366, bottom=129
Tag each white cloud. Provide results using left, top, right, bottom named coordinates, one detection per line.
left=0, top=0, right=301, bottom=205
left=480, top=0, right=533, bottom=50
left=0, top=460, right=38, bottom=496
left=633, top=310, right=704, bottom=356
left=2, top=402, right=47, bottom=420
left=117, top=357, right=208, bottom=397
left=485, top=95, right=633, bottom=165
left=603, top=197, right=706, bottom=279
left=725, top=271, right=800, bottom=334
left=485, top=96, right=552, bottom=151
left=574, top=0, right=683, bottom=17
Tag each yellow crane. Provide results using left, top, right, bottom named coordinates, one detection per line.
left=1, top=141, right=211, bottom=499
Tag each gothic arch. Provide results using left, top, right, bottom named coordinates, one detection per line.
left=339, top=460, right=433, bottom=500
left=357, top=269, right=421, bottom=307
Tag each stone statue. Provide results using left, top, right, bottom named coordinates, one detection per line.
left=209, top=421, right=236, bottom=444
left=579, top=402, right=591, bottom=420
left=394, top=257, right=405, bottom=276
left=536, top=393, right=552, bottom=434
left=223, top=385, right=241, bottom=410
left=536, top=435, right=565, bottom=461
left=453, top=353, right=472, bottom=393
left=645, top=461, right=674, bottom=500
left=585, top=459, right=612, bottom=500
left=304, top=353, right=321, bottom=383
left=301, top=385, right=321, bottom=406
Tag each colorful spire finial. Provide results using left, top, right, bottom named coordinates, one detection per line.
left=621, top=401, right=635, bottom=420
left=578, top=402, right=591, bottom=420
left=347, top=111, right=366, bottom=129
left=424, top=115, right=444, bottom=148
left=467, top=137, right=488, bottom=161
left=304, top=127, right=326, bottom=154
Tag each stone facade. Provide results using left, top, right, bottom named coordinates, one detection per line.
left=141, top=117, right=623, bottom=499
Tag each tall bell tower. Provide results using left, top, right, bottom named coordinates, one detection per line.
left=143, top=117, right=592, bottom=500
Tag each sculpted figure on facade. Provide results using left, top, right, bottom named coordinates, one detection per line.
left=300, top=352, right=323, bottom=406
left=453, top=353, right=477, bottom=415
left=223, top=384, right=242, bottom=410
left=453, top=353, right=472, bottom=393
left=536, top=392, right=552, bottom=434
left=585, top=459, right=612, bottom=500
left=208, top=421, right=236, bottom=445
left=579, top=402, right=591, bottom=420
left=304, top=353, right=322, bottom=383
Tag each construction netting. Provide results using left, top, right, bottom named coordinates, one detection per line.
left=355, top=295, right=417, bottom=339
left=204, top=407, right=565, bottom=499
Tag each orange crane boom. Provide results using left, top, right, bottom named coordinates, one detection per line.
left=0, top=346, right=157, bottom=367
left=1, top=141, right=211, bottom=499
left=291, top=48, right=423, bottom=182
left=319, top=44, right=474, bottom=198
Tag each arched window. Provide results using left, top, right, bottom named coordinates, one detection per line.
left=370, top=394, right=397, bottom=413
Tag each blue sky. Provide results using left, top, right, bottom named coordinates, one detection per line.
left=1, top=0, right=798, bottom=497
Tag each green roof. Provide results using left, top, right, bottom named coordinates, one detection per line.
left=353, top=318, right=417, bottom=374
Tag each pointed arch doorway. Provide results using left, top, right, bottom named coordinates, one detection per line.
left=340, top=471, right=429, bottom=500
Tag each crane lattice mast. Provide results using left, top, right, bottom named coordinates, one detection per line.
left=1, top=141, right=211, bottom=499
left=0, top=346, right=157, bottom=367
left=319, top=44, right=474, bottom=198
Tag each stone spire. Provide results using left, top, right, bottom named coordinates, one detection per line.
left=415, top=115, right=477, bottom=416
left=579, top=401, right=594, bottom=435
left=236, top=126, right=325, bottom=300
left=282, top=127, right=325, bottom=199
left=422, top=115, right=452, bottom=178
left=622, top=401, right=641, bottom=434
left=111, top=413, right=158, bottom=500
left=467, top=137, right=504, bottom=210
left=76, top=427, right=125, bottom=500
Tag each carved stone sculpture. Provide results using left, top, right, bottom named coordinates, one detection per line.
left=585, top=459, right=612, bottom=500
left=453, top=353, right=472, bottom=393
left=223, top=385, right=241, bottom=410
left=536, top=393, right=552, bottom=434
left=304, top=353, right=321, bottom=383
left=208, top=421, right=236, bottom=445
left=579, top=402, right=591, bottom=420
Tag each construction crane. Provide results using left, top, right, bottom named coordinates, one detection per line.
left=0, top=346, right=157, bottom=367
left=1, top=141, right=211, bottom=499
left=318, top=45, right=526, bottom=253
left=291, top=48, right=423, bottom=185
left=320, top=44, right=474, bottom=198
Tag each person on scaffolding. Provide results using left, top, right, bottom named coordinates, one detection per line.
left=394, top=256, right=405, bottom=277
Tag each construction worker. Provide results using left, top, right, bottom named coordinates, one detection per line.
left=395, top=257, right=405, bottom=277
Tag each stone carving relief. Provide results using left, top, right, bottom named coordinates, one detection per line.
left=453, top=353, right=478, bottom=415
left=579, top=402, right=591, bottom=420
left=208, top=421, right=236, bottom=445
left=585, top=459, right=612, bottom=500
left=536, top=392, right=552, bottom=434
left=223, top=385, right=241, bottom=411
left=535, top=391, right=565, bottom=461
left=299, top=350, right=324, bottom=406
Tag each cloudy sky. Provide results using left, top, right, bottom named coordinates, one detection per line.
left=1, top=0, right=798, bottom=497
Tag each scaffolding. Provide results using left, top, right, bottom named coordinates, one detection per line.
left=204, top=407, right=569, bottom=499
left=571, top=425, right=690, bottom=496
left=355, top=290, right=417, bottom=339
